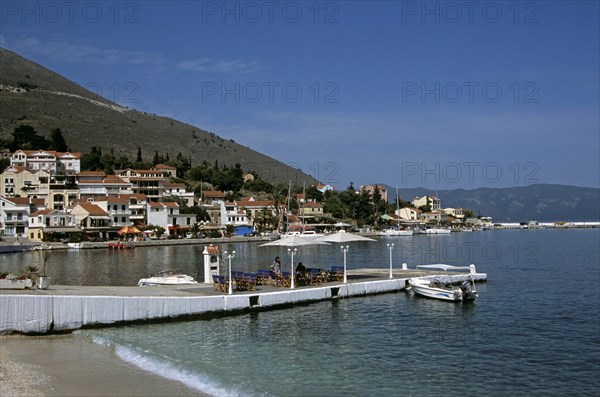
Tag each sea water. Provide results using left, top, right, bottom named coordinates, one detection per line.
left=3, top=229, right=600, bottom=396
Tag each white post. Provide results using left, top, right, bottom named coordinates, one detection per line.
left=341, top=245, right=349, bottom=283
left=203, top=246, right=211, bottom=283
left=288, top=247, right=297, bottom=289
left=387, top=243, right=394, bottom=279
left=224, top=250, right=235, bottom=295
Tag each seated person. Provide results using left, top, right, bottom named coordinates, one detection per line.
left=295, top=262, right=307, bottom=273
left=270, top=256, right=282, bottom=278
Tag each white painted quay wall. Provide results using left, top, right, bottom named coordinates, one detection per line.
left=1, top=279, right=407, bottom=334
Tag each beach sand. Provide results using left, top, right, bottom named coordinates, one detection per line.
left=1, top=334, right=207, bottom=396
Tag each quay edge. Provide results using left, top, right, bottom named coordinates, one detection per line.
left=0, top=278, right=408, bottom=335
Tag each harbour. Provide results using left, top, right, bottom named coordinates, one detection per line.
left=1, top=228, right=598, bottom=396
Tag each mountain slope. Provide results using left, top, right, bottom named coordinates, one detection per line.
left=0, top=48, right=314, bottom=185
left=385, top=184, right=600, bottom=222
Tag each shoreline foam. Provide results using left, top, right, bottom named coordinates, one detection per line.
left=1, top=334, right=208, bottom=396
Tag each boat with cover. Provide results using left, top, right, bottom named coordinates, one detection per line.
left=138, top=270, right=198, bottom=286
left=408, top=264, right=478, bottom=302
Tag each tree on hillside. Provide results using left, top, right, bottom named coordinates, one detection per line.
left=306, top=185, right=324, bottom=202
left=81, top=147, right=103, bottom=170
left=50, top=128, right=69, bottom=152
left=10, top=125, right=50, bottom=151
left=136, top=147, right=143, bottom=163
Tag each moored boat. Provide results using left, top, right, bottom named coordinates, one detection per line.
left=408, top=264, right=479, bottom=302
left=138, top=270, right=198, bottom=286
left=424, top=227, right=451, bottom=234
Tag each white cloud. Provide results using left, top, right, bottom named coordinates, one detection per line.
left=6, top=35, right=164, bottom=65
left=175, top=58, right=260, bottom=73
left=3, top=35, right=258, bottom=73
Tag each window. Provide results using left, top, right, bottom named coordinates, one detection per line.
left=121, top=217, right=126, bottom=223
left=114, top=217, right=118, bottom=223
left=121, top=205, right=126, bottom=211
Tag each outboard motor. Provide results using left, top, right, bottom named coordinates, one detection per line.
left=460, top=280, right=477, bottom=301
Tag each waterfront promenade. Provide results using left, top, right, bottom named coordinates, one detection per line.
left=1, top=269, right=421, bottom=335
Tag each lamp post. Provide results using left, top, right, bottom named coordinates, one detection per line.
left=287, top=247, right=297, bottom=289
left=387, top=243, right=394, bottom=279
left=341, top=245, right=350, bottom=283
left=224, top=250, right=235, bottom=295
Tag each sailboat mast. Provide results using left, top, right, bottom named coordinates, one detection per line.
left=302, top=181, right=305, bottom=232
left=396, top=187, right=400, bottom=228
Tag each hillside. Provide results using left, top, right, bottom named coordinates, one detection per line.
left=383, top=184, right=600, bottom=222
left=0, top=48, right=315, bottom=185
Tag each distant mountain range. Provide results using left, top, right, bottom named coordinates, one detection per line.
left=0, top=48, right=315, bottom=185
left=382, top=184, right=600, bottom=222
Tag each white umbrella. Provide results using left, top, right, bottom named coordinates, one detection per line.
left=317, top=231, right=376, bottom=283
left=260, top=236, right=329, bottom=288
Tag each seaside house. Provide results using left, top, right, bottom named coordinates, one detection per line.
left=316, top=183, right=335, bottom=193
left=163, top=182, right=195, bottom=207
left=443, top=207, right=464, bottom=219
left=77, top=173, right=134, bottom=198
left=118, top=169, right=165, bottom=201
left=147, top=201, right=197, bottom=235
left=1, top=166, right=50, bottom=198
left=0, top=196, right=46, bottom=237
left=10, top=150, right=81, bottom=176
left=71, top=202, right=111, bottom=239
left=360, top=184, right=388, bottom=202
left=412, top=196, right=441, bottom=211
left=202, top=190, right=227, bottom=205
left=299, top=201, right=324, bottom=219
left=235, top=198, right=282, bottom=232
left=220, top=201, right=248, bottom=228
left=421, top=211, right=447, bottom=224
left=152, top=164, right=177, bottom=178
left=0, top=165, right=78, bottom=210
left=398, top=207, right=422, bottom=221
left=27, top=209, right=80, bottom=241
left=92, top=196, right=132, bottom=228
left=121, top=194, right=148, bottom=226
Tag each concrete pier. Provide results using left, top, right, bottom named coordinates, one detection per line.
left=0, top=269, right=414, bottom=335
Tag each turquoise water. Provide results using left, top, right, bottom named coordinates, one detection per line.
left=3, top=230, right=600, bottom=395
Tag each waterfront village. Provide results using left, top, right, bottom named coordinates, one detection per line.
left=0, top=147, right=499, bottom=246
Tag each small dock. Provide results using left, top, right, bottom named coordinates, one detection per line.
left=0, top=269, right=440, bottom=335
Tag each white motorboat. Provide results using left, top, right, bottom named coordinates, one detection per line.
left=408, top=264, right=479, bottom=302
left=379, top=228, right=414, bottom=236
left=424, top=228, right=451, bottom=234
left=138, top=270, right=198, bottom=286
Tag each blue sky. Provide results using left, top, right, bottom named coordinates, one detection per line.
left=1, top=1, right=598, bottom=190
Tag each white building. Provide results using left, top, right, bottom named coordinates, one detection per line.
left=220, top=201, right=248, bottom=227
left=443, top=207, right=464, bottom=219
left=397, top=207, right=422, bottom=221
left=27, top=209, right=79, bottom=241
left=412, top=196, right=440, bottom=211
left=147, top=202, right=197, bottom=235
left=164, top=183, right=195, bottom=207
left=10, top=150, right=81, bottom=175
left=92, top=196, right=132, bottom=228
left=0, top=196, right=46, bottom=236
